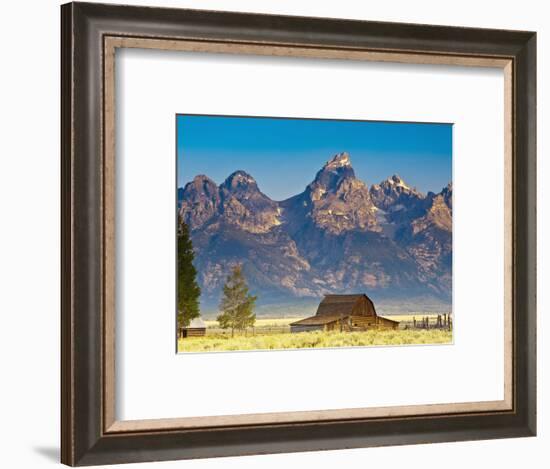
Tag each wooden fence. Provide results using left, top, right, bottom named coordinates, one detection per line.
left=400, top=314, right=453, bottom=331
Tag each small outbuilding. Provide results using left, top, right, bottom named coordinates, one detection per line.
left=180, top=317, right=207, bottom=338
left=290, top=294, right=398, bottom=333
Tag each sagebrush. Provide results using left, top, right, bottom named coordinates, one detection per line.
left=178, top=328, right=452, bottom=352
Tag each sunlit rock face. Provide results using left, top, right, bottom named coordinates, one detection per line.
left=296, top=152, right=380, bottom=235
left=179, top=175, right=220, bottom=229
left=178, top=152, right=452, bottom=308
left=369, top=174, right=424, bottom=211
left=219, top=171, right=282, bottom=234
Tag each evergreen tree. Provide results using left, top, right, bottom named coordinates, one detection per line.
left=217, top=265, right=257, bottom=337
left=177, top=218, right=201, bottom=329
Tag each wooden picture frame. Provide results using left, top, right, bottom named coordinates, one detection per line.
left=61, top=1, right=536, bottom=466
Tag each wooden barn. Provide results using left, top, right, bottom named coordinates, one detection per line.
left=180, top=317, right=207, bottom=338
left=290, top=294, right=399, bottom=333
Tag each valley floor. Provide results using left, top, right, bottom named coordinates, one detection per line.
left=178, top=326, right=452, bottom=353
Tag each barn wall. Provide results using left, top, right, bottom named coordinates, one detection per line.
left=350, top=315, right=377, bottom=328
left=377, top=317, right=399, bottom=330
left=290, top=325, right=324, bottom=333
left=366, top=297, right=376, bottom=316
left=326, top=321, right=342, bottom=332
left=355, top=298, right=364, bottom=316
left=352, top=297, right=376, bottom=317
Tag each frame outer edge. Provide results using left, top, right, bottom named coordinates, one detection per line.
left=61, top=2, right=75, bottom=466
left=73, top=1, right=530, bottom=56
left=63, top=2, right=106, bottom=466
left=61, top=2, right=537, bottom=465
left=527, top=33, right=537, bottom=436
left=516, top=32, right=537, bottom=435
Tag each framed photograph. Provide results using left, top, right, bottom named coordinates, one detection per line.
left=176, top=114, right=453, bottom=353
left=61, top=2, right=536, bottom=466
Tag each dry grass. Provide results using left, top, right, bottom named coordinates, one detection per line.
left=178, top=328, right=452, bottom=353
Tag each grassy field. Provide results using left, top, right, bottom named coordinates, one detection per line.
left=178, top=328, right=452, bottom=353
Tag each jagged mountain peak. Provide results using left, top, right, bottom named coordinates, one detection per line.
left=388, top=174, right=406, bottom=185
left=187, top=173, right=217, bottom=187
left=370, top=173, right=424, bottom=212
left=324, top=151, right=352, bottom=170
left=179, top=175, right=221, bottom=229
left=440, top=182, right=453, bottom=209
left=380, top=174, right=413, bottom=191
left=411, top=193, right=452, bottom=235
left=292, top=152, right=379, bottom=235
left=312, top=152, right=356, bottom=192
left=222, top=170, right=258, bottom=191
left=182, top=174, right=219, bottom=198
left=217, top=170, right=281, bottom=234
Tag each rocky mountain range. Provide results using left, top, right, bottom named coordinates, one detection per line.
left=178, top=152, right=452, bottom=313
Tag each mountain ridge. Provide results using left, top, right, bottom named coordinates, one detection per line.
left=178, top=152, right=452, bottom=312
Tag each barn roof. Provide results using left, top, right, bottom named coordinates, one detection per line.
left=290, top=314, right=350, bottom=326
left=316, top=294, right=375, bottom=316
left=184, top=317, right=206, bottom=329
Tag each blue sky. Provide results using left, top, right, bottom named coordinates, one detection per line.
left=177, top=115, right=452, bottom=201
